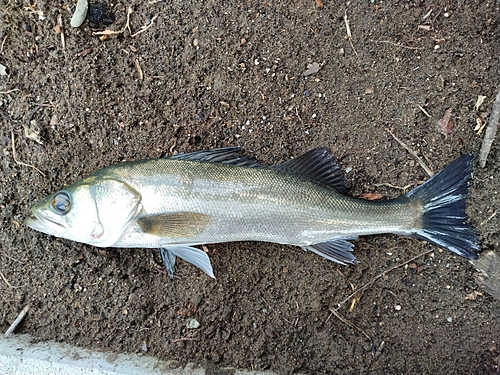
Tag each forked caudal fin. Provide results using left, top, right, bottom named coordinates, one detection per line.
left=406, top=154, right=480, bottom=259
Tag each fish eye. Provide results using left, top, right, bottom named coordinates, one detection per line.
left=51, top=192, right=71, bottom=214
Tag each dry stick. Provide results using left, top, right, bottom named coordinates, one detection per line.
left=131, top=14, right=158, bottom=38
left=369, top=39, right=424, bottom=50
left=480, top=211, right=497, bottom=226
left=0, top=250, right=25, bottom=264
left=11, top=131, right=46, bottom=177
left=373, top=182, right=414, bottom=191
left=0, top=88, right=20, bottom=94
left=386, top=129, right=434, bottom=177
left=331, top=249, right=433, bottom=313
left=479, top=84, right=500, bottom=168
left=0, top=271, right=15, bottom=288
left=58, top=15, right=66, bottom=61
left=417, top=104, right=432, bottom=118
left=344, top=11, right=358, bottom=56
left=0, top=271, right=27, bottom=289
left=4, top=305, right=30, bottom=337
left=330, top=309, right=372, bottom=343
left=93, top=6, right=132, bottom=36
left=0, top=35, right=7, bottom=53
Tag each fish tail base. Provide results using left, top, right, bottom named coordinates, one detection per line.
left=406, top=154, right=480, bottom=259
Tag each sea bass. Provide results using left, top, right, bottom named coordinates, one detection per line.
left=25, top=148, right=480, bottom=278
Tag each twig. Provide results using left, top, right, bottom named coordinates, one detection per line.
left=331, top=249, right=433, bottom=313
left=131, top=14, right=158, bottom=38
left=373, top=182, right=414, bottom=191
left=480, top=211, right=497, bottom=226
left=93, top=6, right=132, bottom=36
left=295, top=107, right=302, bottom=122
left=417, top=104, right=432, bottom=118
left=0, top=271, right=15, bottom=288
left=329, top=309, right=372, bottom=343
left=58, top=15, right=66, bottom=60
left=369, top=39, right=423, bottom=50
left=93, top=8, right=157, bottom=38
left=0, top=35, right=7, bottom=53
left=0, top=250, right=25, bottom=264
left=386, top=129, right=434, bottom=177
left=170, top=331, right=198, bottom=343
left=135, top=59, right=143, bottom=80
left=0, top=88, right=20, bottom=94
left=479, top=84, right=500, bottom=168
left=4, top=305, right=30, bottom=337
left=344, top=11, right=358, bottom=56
left=0, top=270, right=27, bottom=289
left=11, top=131, right=46, bottom=177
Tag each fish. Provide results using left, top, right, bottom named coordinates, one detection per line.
left=25, top=147, right=480, bottom=278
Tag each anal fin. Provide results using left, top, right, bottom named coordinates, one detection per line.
left=304, top=238, right=358, bottom=265
left=159, top=246, right=215, bottom=278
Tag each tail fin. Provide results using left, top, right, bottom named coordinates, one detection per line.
left=406, top=154, right=480, bottom=259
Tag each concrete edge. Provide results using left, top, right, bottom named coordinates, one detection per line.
left=0, top=334, right=276, bottom=375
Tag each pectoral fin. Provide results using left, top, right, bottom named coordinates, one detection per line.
left=137, top=212, right=212, bottom=238
left=159, top=246, right=215, bottom=278
left=304, top=237, right=358, bottom=265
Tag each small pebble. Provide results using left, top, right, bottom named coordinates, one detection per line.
left=186, top=318, right=200, bottom=329
left=71, top=0, right=88, bottom=28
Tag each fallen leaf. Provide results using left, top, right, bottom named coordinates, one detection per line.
left=359, top=192, right=385, bottom=200
left=475, top=95, right=486, bottom=111
left=315, top=0, right=324, bottom=6
left=302, top=62, right=321, bottom=77
left=0, top=64, right=7, bottom=76
left=437, top=108, right=454, bottom=135
left=24, top=122, right=43, bottom=144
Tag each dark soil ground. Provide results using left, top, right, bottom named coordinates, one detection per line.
left=1, top=1, right=499, bottom=374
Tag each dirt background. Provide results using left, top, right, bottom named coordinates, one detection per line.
left=1, top=1, right=499, bottom=374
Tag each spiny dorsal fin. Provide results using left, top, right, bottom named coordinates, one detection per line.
left=137, top=212, right=212, bottom=238
left=276, top=148, right=348, bottom=193
left=168, top=147, right=261, bottom=167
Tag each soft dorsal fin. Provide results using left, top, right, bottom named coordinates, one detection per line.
left=276, top=148, right=348, bottom=193
left=168, top=147, right=261, bottom=167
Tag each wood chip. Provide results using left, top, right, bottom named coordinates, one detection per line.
left=437, top=108, right=454, bottom=135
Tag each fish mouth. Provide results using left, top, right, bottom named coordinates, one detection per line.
left=24, top=210, right=66, bottom=236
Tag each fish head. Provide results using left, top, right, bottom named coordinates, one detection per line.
left=25, top=176, right=142, bottom=247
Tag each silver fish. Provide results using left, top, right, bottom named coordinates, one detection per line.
left=25, top=148, right=480, bottom=278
